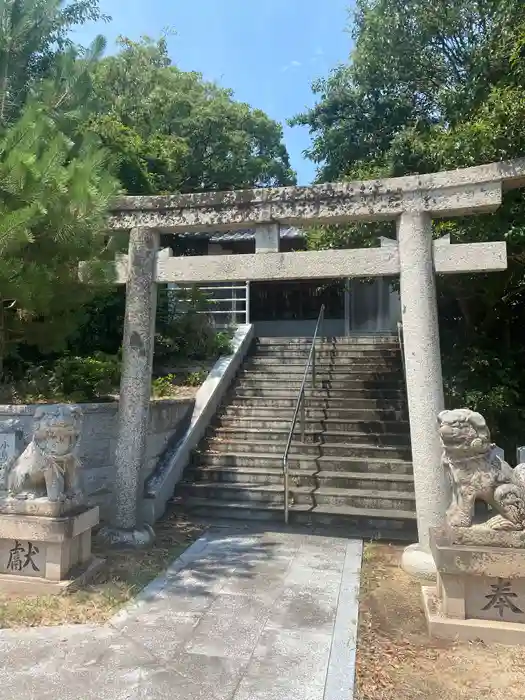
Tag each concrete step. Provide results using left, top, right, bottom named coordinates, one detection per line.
left=233, top=386, right=406, bottom=400
left=241, top=366, right=404, bottom=380
left=202, top=438, right=412, bottom=460
left=237, top=376, right=405, bottom=389
left=209, top=427, right=411, bottom=447
left=231, top=395, right=407, bottom=410
left=186, top=465, right=414, bottom=492
left=194, top=451, right=413, bottom=474
left=214, top=415, right=410, bottom=433
left=220, top=405, right=408, bottom=422
left=253, top=340, right=399, bottom=349
left=249, top=355, right=402, bottom=366
left=250, top=343, right=401, bottom=358
left=241, top=359, right=403, bottom=379
left=255, top=336, right=398, bottom=347
left=245, top=352, right=401, bottom=369
left=179, top=482, right=416, bottom=511
left=178, top=497, right=417, bottom=538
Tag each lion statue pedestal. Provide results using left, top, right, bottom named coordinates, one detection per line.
left=0, top=405, right=103, bottom=594
left=423, top=408, right=525, bottom=645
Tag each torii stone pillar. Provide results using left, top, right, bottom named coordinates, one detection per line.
left=99, top=227, right=159, bottom=547
left=397, top=212, right=448, bottom=579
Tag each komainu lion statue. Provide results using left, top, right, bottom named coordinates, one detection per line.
left=7, top=404, right=83, bottom=503
left=439, top=408, right=525, bottom=530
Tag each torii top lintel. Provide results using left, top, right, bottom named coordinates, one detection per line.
left=108, top=158, right=525, bottom=233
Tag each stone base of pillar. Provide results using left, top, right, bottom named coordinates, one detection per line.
left=401, top=542, right=437, bottom=581
left=98, top=524, right=155, bottom=549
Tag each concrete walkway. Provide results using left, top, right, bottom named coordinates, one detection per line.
left=0, top=527, right=363, bottom=699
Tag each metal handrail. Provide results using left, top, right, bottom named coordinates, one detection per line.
left=282, top=305, right=325, bottom=524
left=397, top=321, right=406, bottom=380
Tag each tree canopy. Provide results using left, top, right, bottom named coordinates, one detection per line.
left=292, top=0, right=525, bottom=450
left=88, top=36, right=296, bottom=195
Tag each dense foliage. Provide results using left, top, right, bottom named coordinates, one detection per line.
left=88, top=37, right=296, bottom=194
left=0, top=1, right=294, bottom=394
left=292, top=0, right=525, bottom=453
left=0, top=1, right=118, bottom=372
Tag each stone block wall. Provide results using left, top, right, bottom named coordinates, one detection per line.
left=0, top=399, right=194, bottom=521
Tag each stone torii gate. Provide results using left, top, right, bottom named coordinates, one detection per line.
left=104, top=159, right=525, bottom=576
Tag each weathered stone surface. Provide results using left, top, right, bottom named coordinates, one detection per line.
left=439, top=409, right=525, bottom=530
left=7, top=405, right=83, bottom=510
left=106, top=160, right=521, bottom=555
left=0, top=506, right=98, bottom=542
left=114, top=240, right=508, bottom=285
left=435, top=525, right=525, bottom=549
left=0, top=506, right=100, bottom=592
left=156, top=247, right=400, bottom=284
left=398, top=211, right=447, bottom=578
left=0, top=537, right=46, bottom=577
left=0, top=419, right=23, bottom=489
left=98, top=524, right=155, bottom=549
left=107, top=159, right=525, bottom=231
left=423, top=585, right=525, bottom=645
left=110, top=228, right=159, bottom=540
left=0, top=400, right=192, bottom=525
left=0, top=496, right=81, bottom=517
left=401, top=542, right=439, bottom=581
left=434, top=544, right=525, bottom=579
left=433, top=240, right=507, bottom=273
left=430, top=527, right=525, bottom=578
left=427, top=524, right=525, bottom=644
left=255, top=223, right=280, bottom=252
left=466, top=575, right=525, bottom=623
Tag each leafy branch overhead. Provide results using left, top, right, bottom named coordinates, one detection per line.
left=292, top=0, right=525, bottom=452
left=88, top=36, right=296, bottom=194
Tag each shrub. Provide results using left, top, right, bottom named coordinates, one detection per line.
left=14, top=353, right=120, bottom=403
left=213, top=331, right=233, bottom=356
left=151, top=374, right=176, bottom=398
left=155, top=311, right=233, bottom=364
left=185, top=370, right=207, bottom=387
left=50, top=353, right=121, bottom=402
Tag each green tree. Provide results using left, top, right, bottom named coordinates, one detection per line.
left=0, top=0, right=108, bottom=125
left=0, top=1, right=119, bottom=375
left=88, top=36, right=296, bottom=194
left=0, top=102, right=118, bottom=373
left=292, top=0, right=525, bottom=452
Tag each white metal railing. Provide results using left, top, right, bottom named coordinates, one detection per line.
left=168, top=282, right=250, bottom=327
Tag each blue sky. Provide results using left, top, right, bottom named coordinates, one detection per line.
left=73, top=0, right=354, bottom=185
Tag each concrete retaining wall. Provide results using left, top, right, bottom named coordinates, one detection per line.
left=0, top=399, right=194, bottom=521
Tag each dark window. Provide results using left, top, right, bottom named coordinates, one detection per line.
left=250, top=280, right=344, bottom=322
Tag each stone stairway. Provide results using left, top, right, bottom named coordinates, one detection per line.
left=177, top=336, right=417, bottom=539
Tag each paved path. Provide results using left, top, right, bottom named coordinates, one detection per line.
left=0, top=527, right=363, bottom=699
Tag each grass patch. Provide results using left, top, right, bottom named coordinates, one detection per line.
left=0, top=507, right=204, bottom=629
left=355, top=543, right=525, bottom=700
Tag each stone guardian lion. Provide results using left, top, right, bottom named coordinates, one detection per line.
left=7, top=404, right=83, bottom=503
left=439, top=408, right=525, bottom=531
